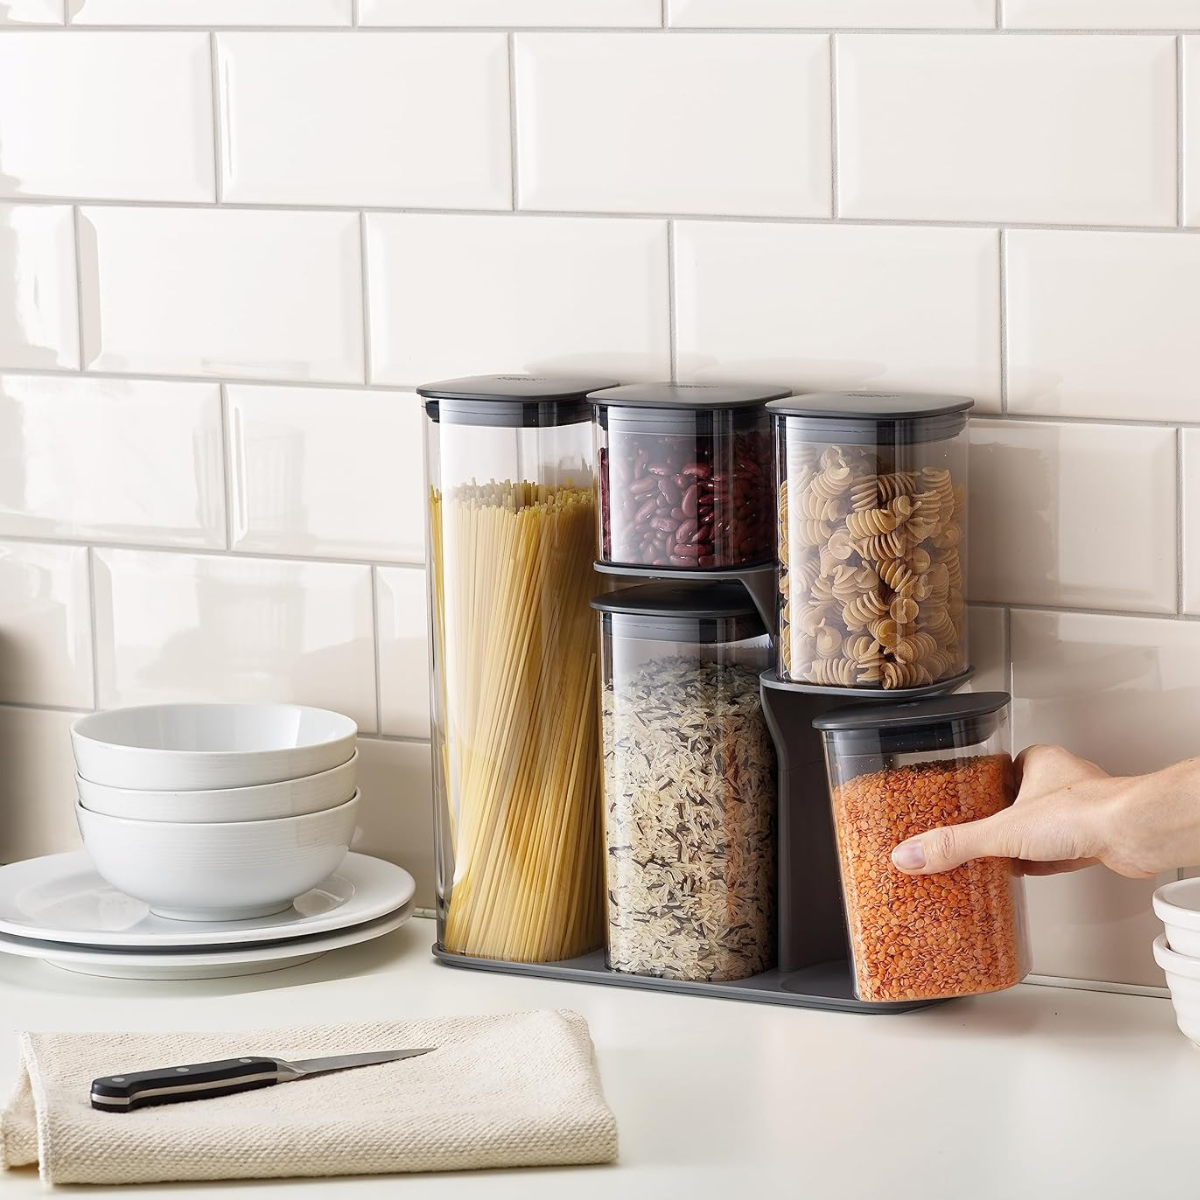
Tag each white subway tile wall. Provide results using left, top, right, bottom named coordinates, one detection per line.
left=0, top=9, right=1196, bottom=979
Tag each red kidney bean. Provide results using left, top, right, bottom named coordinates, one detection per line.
left=599, top=424, right=772, bottom=568
left=634, top=497, right=658, bottom=524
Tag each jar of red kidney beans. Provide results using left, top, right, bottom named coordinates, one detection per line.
left=589, top=383, right=789, bottom=570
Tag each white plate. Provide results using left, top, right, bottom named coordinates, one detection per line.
left=0, top=852, right=415, bottom=950
left=0, top=900, right=414, bottom=980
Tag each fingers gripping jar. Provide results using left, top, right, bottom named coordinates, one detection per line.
left=769, top=392, right=972, bottom=690
left=591, top=382, right=788, bottom=571
left=592, top=582, right=775, bottom=983
left=814, top=692, right=1030, bottom=1003
left=419, top=373, right=617, bottom=964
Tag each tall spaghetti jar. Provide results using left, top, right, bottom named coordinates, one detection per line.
left=418, top=374, right=617, bottom=963
left=769, top=393, right=973, bottom=691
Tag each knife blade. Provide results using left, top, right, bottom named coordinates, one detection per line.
left=90, top=1047, right=435, bottom=1112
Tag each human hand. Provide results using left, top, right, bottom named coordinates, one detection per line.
left=890, top=743, right=1191, bottom=880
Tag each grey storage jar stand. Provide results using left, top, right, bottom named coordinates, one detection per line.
left=429, top=382, right=977, bottom=1015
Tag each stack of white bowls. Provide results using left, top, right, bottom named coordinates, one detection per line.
left=72, top=703, right=360, bottom=922
left=1152, top=879, right=1200, bottom=1045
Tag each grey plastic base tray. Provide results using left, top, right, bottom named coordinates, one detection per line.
left=432, top=944, right=941, bottom=1015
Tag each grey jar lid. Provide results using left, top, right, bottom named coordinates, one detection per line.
left=417, top=373, right=619, bottom=427
left=813, top=691, right=1011, bottom=756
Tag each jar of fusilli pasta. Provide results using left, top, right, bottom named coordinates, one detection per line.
left=589, top=382, right=789, bottom=571
left=767, top=392, right=972, bottom=691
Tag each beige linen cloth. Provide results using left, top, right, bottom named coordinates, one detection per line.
left=0, top=1009, right=617, bottom=1186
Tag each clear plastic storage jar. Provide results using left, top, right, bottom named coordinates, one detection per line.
left=591, top=383, right=789, bottom=571
left=592, top=582, right=775, bottom=983
left=419, top=374, right=617, bottom=964
left=769, top=392, right=972, bottom=690
left=814, top=692, right=1030, bottom=1003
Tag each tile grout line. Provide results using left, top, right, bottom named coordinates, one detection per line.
left=84, top=547, right=101, bottom=711
left=11, top=365, right=1200, bottom=430
left=974, top=598, right=1200, bottom=623
left=10, top=25, right=1200, bottom=34
left=9, top=194, right=1200, bottom=236
left=998, top=228, right=1008, bottom=413
left=217, top=383, right=235, bottom=551
left=507, top=32, right=520, bottom=210
left=0, top=529, right=427, bottom=573
left=1178, top=426, right=1186, bottom=615
left=69, top=206, right=86, bottom=370
left=209, top=31, right=223, bottom=203
left=994, top=0, right=1002, bottom=29
left=358, top=211, right=373, bottom=384
left=666, top=219, right=677, bottom=381
left=1003, top=605, right=1013, bottom=701
left=828, top=34, right=839, bottom=218
left=370, top=565, right=385, bottom=738
left=0, top=700, right=91, bottom=717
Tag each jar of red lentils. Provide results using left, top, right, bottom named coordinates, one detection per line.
left=589, top=382, right=789, bottom=571
left=813, top=692, right=1030, bottom=1004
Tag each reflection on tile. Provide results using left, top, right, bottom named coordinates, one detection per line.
left=79, top=207, right=364, bottom=382
left=1007, top=230, right=1200, bottom=423
left=0, top=706, right=83, bottom=863
left=0, top=542, right=92, bottom=709
left=0, top=205, right=78, bottom=369
left=0, top=375, right=225, bottom=547
left=366, top=213, right=670, bottom=385
left=218, top=33, right=511, bottom=208
left=1010, top=609, right=1200, bottom=775
left=674, top=221, right=1000, bottom=406
left=354, top=737, right=434, bottom=909
left=0, top=33, right=213, bottom=201
left=1185, top=431, right=1200, bottom=614
left=966, top=605, right=1006, bottom=695
left=228, top=386, right=424, bottom=562
left=0, top=0, right=63, bottom=22
left=376, top=567, right=430, bottom=739
left=93, top=549, right=378, bottom=731
left=1025, top=870, right=1170, bottom=988
left=516, top=33, right=830, bottom=217
left=969, top=420, right=1176, bottom=613
left=1004, top=0, right=1200, bottom=27
left=361, top=0, right=661, bottom=23
left=669, top=0, right=995, bottom=25
left=1010, top=607, right=1195, bottom=986
left=837, top=35, right=1177, bottom=225
left=70, top=0, right=351, bottom=22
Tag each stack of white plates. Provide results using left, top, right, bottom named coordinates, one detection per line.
left=0, top=702, right=417, bottom=979
left=0, top=852, right=415, bottom=980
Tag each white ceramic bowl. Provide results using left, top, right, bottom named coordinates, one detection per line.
left=1152, top=935, right=1200, bottom=1046
left=72, top=704, right=357, bottom=791
left=76, top=751, right=358, bottom=824
left=1153, top=877, right=1200, bottom=958
left=76, top=792, right=360, bottom=922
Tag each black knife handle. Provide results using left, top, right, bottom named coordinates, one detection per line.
left=91, top=1056, right=282, bottom=1112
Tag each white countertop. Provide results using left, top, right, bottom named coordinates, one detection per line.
left=2, top=917, right=1196, bottom=1199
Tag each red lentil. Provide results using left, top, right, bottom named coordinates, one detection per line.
left=831, top=753, right=1026, bottom=1003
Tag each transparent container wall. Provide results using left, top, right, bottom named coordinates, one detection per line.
left=600, top=612, right=775, bottom=982
left=776, top=414, right=968, bottom=688
left=426, top=412, right=603, bottom=963
left=821, top=709, right=1029, bottom=1003
left=596, top=407, right=772, bottom=569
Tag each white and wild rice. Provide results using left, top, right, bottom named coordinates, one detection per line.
left=601, top=656, right=775, bottom=982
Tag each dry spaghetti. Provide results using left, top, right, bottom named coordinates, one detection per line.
left=430, top=480, right=603, bottom=963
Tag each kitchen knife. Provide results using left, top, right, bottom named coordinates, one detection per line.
left=90, top=1047, right=435, bottom=1112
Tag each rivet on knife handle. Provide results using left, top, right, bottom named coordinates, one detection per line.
left=90, top=1057, right=283, bottom=1112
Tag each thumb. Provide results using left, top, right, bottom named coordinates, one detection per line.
left=891, top=811, right=1015, bottom=875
